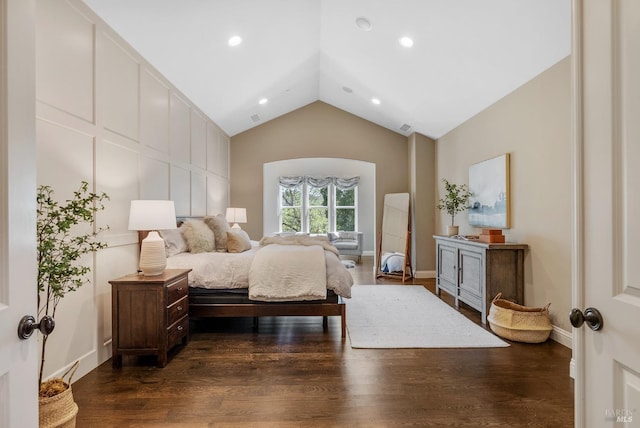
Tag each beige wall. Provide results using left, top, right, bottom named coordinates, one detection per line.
left=36, top=0, right=229, bottom=381
left=409, top=133, right=436, bottom=274
left=436, top=57, right=572, bottom=332
left=230, top=101, right=412, bottom=252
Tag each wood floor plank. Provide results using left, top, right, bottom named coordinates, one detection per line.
left=72, top=256, right=573, bottom=427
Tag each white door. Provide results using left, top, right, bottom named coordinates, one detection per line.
left=0, top=0, right=38, bottom=427
left=574, top=0, right=640, bottom=426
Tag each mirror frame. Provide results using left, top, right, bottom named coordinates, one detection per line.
left=376, top=193, right=413, bottom=283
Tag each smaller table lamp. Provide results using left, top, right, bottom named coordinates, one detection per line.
left=226, top=207, right=247, bottom=229
left=128, top=200, right=177, bottom=276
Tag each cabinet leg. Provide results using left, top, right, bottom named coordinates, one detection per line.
left=112, top=355, right=122, bottom=369
left=157, top=354, right=167, bottom=368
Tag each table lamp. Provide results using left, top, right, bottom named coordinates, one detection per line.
left=225, top=207, right=247, bottom=229
left=128, top=200, right=176, bottom=276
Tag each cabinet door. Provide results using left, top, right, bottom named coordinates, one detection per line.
left=117, top=285, right=162, bottom=349
left=458, top=249, right=484, bottom=310
left=437, top=243, right=458, bottom=288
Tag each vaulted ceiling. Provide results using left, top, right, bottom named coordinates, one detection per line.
left=82, top=0, right=571, bottom=139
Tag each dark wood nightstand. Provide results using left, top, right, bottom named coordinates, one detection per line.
left=109, top=269, right=191, bottom=368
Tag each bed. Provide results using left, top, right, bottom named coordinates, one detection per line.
left=158, top=217, right=353, bottom=337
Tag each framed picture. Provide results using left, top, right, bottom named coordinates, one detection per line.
left=468, top=153, right=510, bottom=228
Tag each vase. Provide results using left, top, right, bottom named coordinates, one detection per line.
left=447, top=225, right=459, bottom=236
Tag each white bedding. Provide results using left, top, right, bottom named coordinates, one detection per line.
left=165, top=238, right=353, bottom=299
left=249, top=244, right=326, bottom=301
left=166, top=246, right=258, bottom=289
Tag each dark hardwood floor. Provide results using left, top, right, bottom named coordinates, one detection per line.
left=73, top=256, right=574, bottom=427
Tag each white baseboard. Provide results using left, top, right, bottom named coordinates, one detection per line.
left=550, top=325, right=572, bottom=349
left=414, top=270, right=435, bottom=279
left=570, top=358, right=576, bottom=379
left=46, top=349, right=98, bottom=384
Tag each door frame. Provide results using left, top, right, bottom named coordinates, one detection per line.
left=570, top=0, right=585, bottom=426
left=0, top=0, right=38, bottom=426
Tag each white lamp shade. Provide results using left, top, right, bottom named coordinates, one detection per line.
left=225, top=207, right=247, bottom=224
left=128, top=200, right=177, bottom=231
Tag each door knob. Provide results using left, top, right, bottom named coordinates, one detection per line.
left=17, top=315, right=55, bottom=339
left=569, top=307, right=603, bottom=331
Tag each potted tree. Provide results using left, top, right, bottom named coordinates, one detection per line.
left=436, top=178, right=472, bottom=236
left=37, top=181, right=108, bottom=427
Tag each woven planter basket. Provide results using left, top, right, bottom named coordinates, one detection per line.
left=487, top=293, right=553, bottom=343
left=39, top=384, right=78, bottom=428
left=39, top=362, right=79, bottom=428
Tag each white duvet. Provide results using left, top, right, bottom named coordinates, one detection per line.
left=166, top=246, right=258, bottom=289
left=249, top=244, right=326, bottom=301
left=165, top=238, right=353, bottom=299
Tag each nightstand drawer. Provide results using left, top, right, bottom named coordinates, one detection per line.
left=167, top=276, right=188, bottom=304
left=167, top=316, right=189, bottom=348
left=167, top=296, right=188, bottom=325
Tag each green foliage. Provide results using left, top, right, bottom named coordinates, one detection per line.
left=281, top=188, right=302, bottom=232
left=280, top=185, right=356, bottom=233
left=436, top=178, right=472, bottom=226
left=309, top=208, right=328, bottom=233
left=36, top=181, right=109, bottom=385
left=336, top=188, right=355, bottom=206
left=336, top=209, right=355, bottom=231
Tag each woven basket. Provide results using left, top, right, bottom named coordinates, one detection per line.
left=487, top=293, right=552, bottom=343
left=39, top=362, right=79, bottom=428
left=39, top=384, right=78, bottom=428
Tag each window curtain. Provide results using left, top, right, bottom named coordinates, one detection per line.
left=278, top=176, right=304, bottom=188
left=279, top=176, right=359, bottom=189
left=334, top=176, right=359, bottom=190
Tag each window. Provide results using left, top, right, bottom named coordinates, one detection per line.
left=280, top=184, right=302, bottom=232
left=335, top=187, right=356, bottom=231
left=308, top=185, right=329, bottom=233
left=278, top=176, right=359, bottom=233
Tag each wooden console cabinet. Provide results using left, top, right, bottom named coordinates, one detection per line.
left=434, top=236, right=528, bottom=324
left=109, top=269, right=191, bottom=368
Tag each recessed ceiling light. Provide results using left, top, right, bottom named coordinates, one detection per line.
left=228, top=35, right=242, bottom=47
left=355, top=17, right=372, bottom=31
left=399, top=37, right=414, bottom=48
left=371, top=98, right=381, bottom=105
left=258, top=98, right=268, bottom=105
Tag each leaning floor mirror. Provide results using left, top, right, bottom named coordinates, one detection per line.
left=376, top=192, right=413, bottom=283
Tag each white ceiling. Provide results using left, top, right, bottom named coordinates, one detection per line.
left=82, top=0, right=571, bottom=139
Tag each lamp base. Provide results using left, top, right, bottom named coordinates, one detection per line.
left=139, top=231, right=166, bottom=276
left=231, top=223, right=241, bottom=230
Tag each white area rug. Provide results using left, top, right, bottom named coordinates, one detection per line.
left=345, top=285, right=509, bottom=348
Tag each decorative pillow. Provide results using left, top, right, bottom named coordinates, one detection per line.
left=159, top=227, right=187, bottom=257
left=204, top=214, right=231, bottom=252
left=337, top=231, right=358, bottom=240
left=181, top=220, right=215, bottom=253
left=226, top=229, right=252, bottom=253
